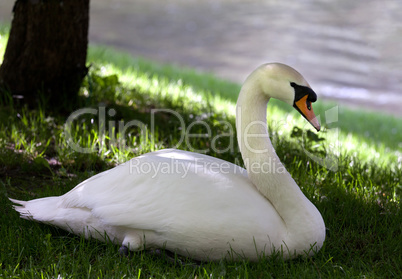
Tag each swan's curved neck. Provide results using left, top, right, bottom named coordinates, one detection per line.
left=235, top=78, right=320, bottom=234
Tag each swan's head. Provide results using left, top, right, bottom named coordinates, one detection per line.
left=256, top=63, right=321, bottom=131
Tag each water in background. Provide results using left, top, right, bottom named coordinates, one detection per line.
left=1, top=0, right=401, bottom=116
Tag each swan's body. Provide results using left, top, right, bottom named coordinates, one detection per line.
left=10, top=63, right=325, bottom=261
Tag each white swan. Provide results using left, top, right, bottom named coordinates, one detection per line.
left=10, top=63, right=325, bottom=261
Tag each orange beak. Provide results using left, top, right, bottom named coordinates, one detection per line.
left=294, top=95, right=321, bottom=131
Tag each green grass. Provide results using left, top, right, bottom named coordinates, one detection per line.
left=86, top=45, right=402, bottom=169
left=1, top=26, right=401, bottom=278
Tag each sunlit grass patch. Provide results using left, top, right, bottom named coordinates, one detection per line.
left=87, top=46, right=402, bottom=170
left=0, top=26, right=8, bottom=64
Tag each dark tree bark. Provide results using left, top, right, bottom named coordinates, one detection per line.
left=0, top=0, right=89, bottom=111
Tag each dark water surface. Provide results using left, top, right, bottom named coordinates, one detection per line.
left=1, top=0, right=401, bottom=116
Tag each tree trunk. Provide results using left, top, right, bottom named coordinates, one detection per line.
left=0, top=0, right=89, bottom=111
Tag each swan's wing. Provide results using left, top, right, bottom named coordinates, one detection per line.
left=59, top=149, right=263, bottom=231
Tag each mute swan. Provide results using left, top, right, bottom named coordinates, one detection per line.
left=10, top=63, right=325, bottom=261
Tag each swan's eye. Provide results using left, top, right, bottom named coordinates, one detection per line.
left=290, top=82, right=318, bottom=104
left=307, top=93, right=317, bottom=103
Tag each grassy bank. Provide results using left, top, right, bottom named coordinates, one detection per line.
left=1, top=27, right=401, bottom=278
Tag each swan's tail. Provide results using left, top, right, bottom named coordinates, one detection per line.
left=10, top=197, right=114, bottom=243
left=9, top=197, right=59, bottom=222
